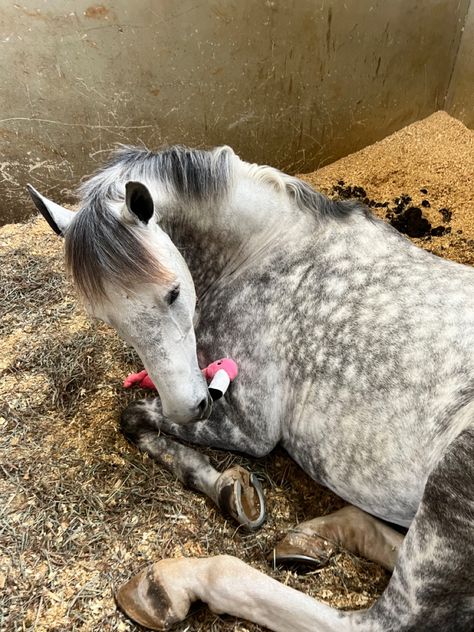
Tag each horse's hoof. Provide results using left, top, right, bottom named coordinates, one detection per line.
left=268, top=530, right=336, bottom=572
left=115, top=564, right=182, bottom=631
left=215, top=465, right=266, bottom=530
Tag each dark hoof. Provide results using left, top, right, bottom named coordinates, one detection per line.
left=268, top=531, right=336, bottom=572
left=216, top=465, right=266, bottom=530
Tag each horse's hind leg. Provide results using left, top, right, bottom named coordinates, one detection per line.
left=121, top=398, right=266, bottom=529
left=357, top=426, right=474, bottom=631
left=272, top=505, right=404, bottom=571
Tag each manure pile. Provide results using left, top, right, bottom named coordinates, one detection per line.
left=1, top=111, right=472, bottom=631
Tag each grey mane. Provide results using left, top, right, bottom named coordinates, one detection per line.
left=66, top=145, right=367, bottom=301
left=79, top=145, right=233, bottom=206
left=64, top=197, right=172, bottom=302
left=66, top=146, right=233, bottom=301
left=287, top=178, right=372, bottom=221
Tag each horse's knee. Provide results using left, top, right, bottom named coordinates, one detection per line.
left=120, top=399, right=159, bottom=444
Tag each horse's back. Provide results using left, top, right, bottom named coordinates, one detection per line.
left=278, top=217, right=474, bottom=524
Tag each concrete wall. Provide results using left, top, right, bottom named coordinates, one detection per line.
left=0, top=0, right=471, bottom=224
left=446, top=0, right=474, bottom=128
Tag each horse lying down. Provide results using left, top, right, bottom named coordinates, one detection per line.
left=29, top=146, right=474, bottom=631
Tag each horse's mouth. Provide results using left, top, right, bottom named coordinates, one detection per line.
left=197, top=397, right=213, bottom=421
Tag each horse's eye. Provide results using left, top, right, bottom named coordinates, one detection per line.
left=166, top=286, right=180, bottom=305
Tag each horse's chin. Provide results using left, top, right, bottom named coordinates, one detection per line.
left=167, top=413, right=210, bottom=425
left=164, top=400, right=213, bottom=424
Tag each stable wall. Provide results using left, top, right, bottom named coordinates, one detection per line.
left=0, top=0, right=471, bottom=224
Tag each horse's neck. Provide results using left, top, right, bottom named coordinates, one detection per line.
left=161, top=180, right=305, bottom=296
left=164, top=219, right=240, bottom=297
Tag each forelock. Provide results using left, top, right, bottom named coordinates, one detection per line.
left=64, top=198, right=173, bottom=302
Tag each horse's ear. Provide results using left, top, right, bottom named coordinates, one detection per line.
left=27, top=184, right=76, bottom=237
left=125, top=181, right=154, bottom=225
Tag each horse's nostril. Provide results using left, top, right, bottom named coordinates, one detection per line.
left=196, top=395, right=212, bottom=420
left=198, top=398, right=209, bottom=414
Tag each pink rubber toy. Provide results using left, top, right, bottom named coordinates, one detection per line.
left=202, top=358, right=238, bottom=381
left=123, top=358, right=238, bottom=393
left=123, top=369, right=156, bottom=390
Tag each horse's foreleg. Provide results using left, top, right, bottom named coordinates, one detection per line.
left=121, top=396, right=277, bottom=456
left=121, top=398, right=267, bottom=528
left=273, top=505, right=404, bottom=571
left=116, top=555, right=364, bottom=632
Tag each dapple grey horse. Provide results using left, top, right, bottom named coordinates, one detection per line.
left=28, top=146, right=473, bottom=631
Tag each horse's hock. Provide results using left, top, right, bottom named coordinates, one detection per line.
left=1, top=2, right=474, bottom=631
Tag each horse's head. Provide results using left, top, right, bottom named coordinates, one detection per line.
left=28, top=181, right=212, bottom=424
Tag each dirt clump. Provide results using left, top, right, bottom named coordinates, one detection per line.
left=301, top=110, right=474, bottom=265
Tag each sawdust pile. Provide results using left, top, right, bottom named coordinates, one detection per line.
left=1, top=110, right=472, bottom=631
left=301, top=111, right=474, bottom=264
